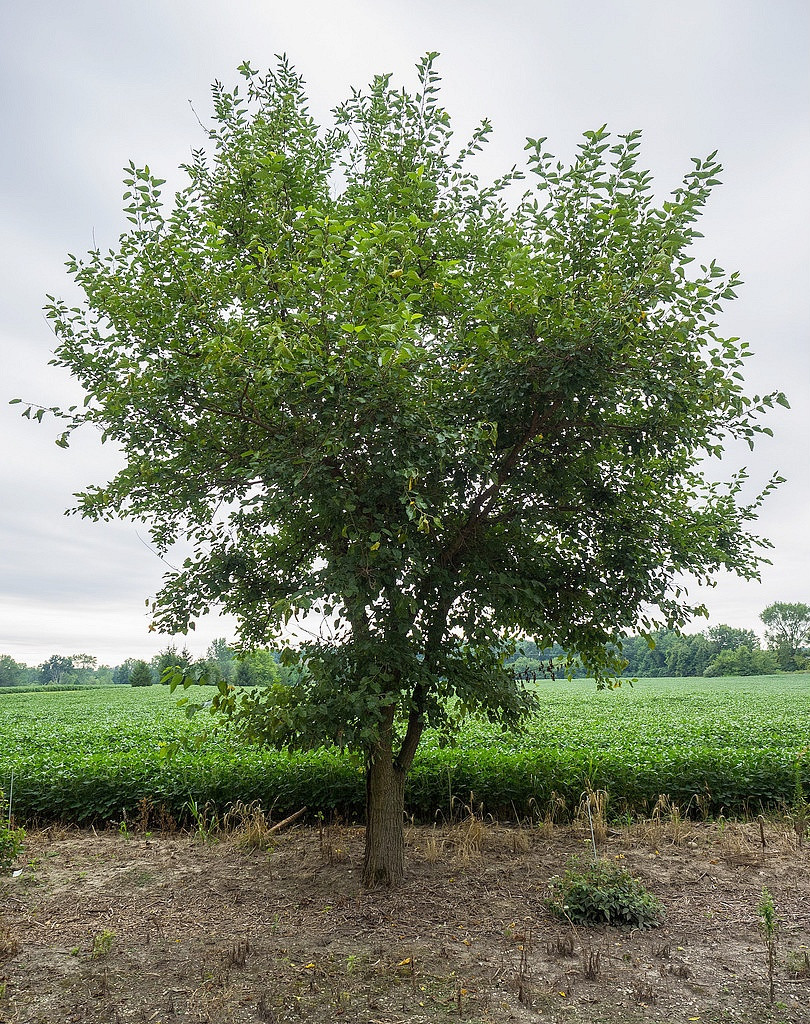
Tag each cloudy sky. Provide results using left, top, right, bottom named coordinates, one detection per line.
left=1, top=1, right=808, bottom=666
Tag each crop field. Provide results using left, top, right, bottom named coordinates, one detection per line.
left=1, top=675, right=809, bottom=827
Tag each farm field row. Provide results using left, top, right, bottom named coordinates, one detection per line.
left=1, top=675, right=808, bottom=826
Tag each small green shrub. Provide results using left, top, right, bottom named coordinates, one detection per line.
left=0, top=790, right=24, bottom=873
left=545, top=859, right=665, bottom=929
left=91, top=928, right=116, bottom=958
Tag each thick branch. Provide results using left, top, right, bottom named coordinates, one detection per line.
left=440, top=404, right=548, bottom=568
left=395, top=682, right=426, bottom=774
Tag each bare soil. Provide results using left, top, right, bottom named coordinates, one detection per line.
left=2, top=817, right=809, bottom=1023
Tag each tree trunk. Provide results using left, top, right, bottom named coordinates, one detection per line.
left=362, top=742, right=407, bottom=888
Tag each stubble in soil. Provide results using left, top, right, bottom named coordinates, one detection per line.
left=2, top=818, right=809, bottom=1023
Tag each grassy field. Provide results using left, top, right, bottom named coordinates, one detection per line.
left=1, top=675, right=809, bottom=826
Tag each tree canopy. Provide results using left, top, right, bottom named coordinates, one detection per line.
left=0, top=655, right=26, bottom=688
left=39, top=655, right=74, bottom=686
left=27, top=55, right=784, bottom=885
left=129, top=660, right=153, bottom=688
left=760, top=602, right=810, bottom=670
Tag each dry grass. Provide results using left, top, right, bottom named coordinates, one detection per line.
left=575, top=785, right=609, bottom=847
left=221, top=799, right=276, bottom=851
left=421, top=826, right=444, bottom=864
left=623, top=794, right=692, bottom=847
left=419, top=812, right=489, bottom=867
left=533, top=790, right=568, bottom=838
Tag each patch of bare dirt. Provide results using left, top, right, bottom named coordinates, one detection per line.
left=1, top=817, right=809, bottom=1023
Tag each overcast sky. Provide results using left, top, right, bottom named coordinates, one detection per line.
left=1, top=1, right=808, bottom=666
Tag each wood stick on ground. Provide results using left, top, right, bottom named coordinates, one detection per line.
left=268, top=807, right=308, bottom=834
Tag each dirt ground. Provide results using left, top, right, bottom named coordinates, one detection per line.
left=1, top=814, right=809, bottom=1024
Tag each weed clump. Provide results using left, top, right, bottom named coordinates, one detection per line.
left=545, top=859, right=665, bottom=929
left=0, top=790, right=24, bottom=874
left=91, top=928, right=116, bottom=958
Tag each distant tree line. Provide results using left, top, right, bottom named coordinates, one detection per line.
left=509, top=629, right=779, bottom=680
left=0, top=639, right=300, bottom=689
left=615, top=626, right=778, bottom=678
left=2, top=603, right=807, bottom=688
left=509, top=603, right=810, bottom=679
left=0, top=652, right=114, bottom=688
left=119, top=639, right=299, bottom=688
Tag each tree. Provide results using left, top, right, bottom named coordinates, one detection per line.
left=0, top=655, right=25, bottom=687
left=206, top=637, right=237, bottom=683
left=707, top=624, right=761, bottom=652
left=617, top=629, right=713, bottom=678
left=664, top=632, right=714, bottom=678
left=703, top=646, right=779, bottom=677
left=152, top=644, right=192, bottom=684
left=113, top=658, right=136, bottom=685
left=234, top=649, right=281, bottom=688
left=29, top=56, right=784, bottom=886
left=760, top=602, right=810, bottom=670
left=39, top=655, right=74, bottom=686
left=72, top=652, right=98, bottom=684
left=94, top=664, right=115, bottom=685
left=129, top=660, right=153, bottom=687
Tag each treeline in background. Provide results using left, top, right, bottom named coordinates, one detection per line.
left=510, top=601, right=810, bottom=679
left=510, top=626, right=782, bottom=681
left=2, top=602, right=808, bottom=689
left=0, top=639, right=295, bottom=691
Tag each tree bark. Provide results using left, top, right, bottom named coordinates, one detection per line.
left=362, top=741, right=407, bottom=888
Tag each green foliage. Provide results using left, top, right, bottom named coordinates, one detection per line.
left=39, top=655, right=74, bottom=686
left=1, top=678, right=809, bottom=827
left=545, top=858, right=665, bottom=928
left=1, top=654, right=114, bottom=689
left=152, top=645, right=192, bottom=684
left=129, top=660, right=153, bottom=687
left=703, top=646, right=778, bottom=677
left=0, top=790, right=24, bottom=873
left=206, top=637, right=237, bottom=684
left=112, top=658, right=136, bottom=685
left=708, top=624, right=761, bottom=652
left=30, top=55, right=784, bottom=770
left=90, top=929, right=116, bottom=959
left=760, top=603, right=810, bottom=670
left=759, top=886, right=779, bottom=1004
left=234, top=649, right=281, bottom=688
left=614, top=625, right=786, bottom=678
left=618, top=630, right=714, bottom=677
left=185, top=797, right=220, bottom=842
left=759, top=886, right=778, bottom=940
left=0, top=655, right=26, bottom=688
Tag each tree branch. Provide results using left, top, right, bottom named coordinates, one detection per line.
left=440, top=403, right=549, bottom=568
left=395, top=682, right=426, bottom=774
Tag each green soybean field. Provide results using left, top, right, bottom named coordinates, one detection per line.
left=1, top=675, right=809, bottom=827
